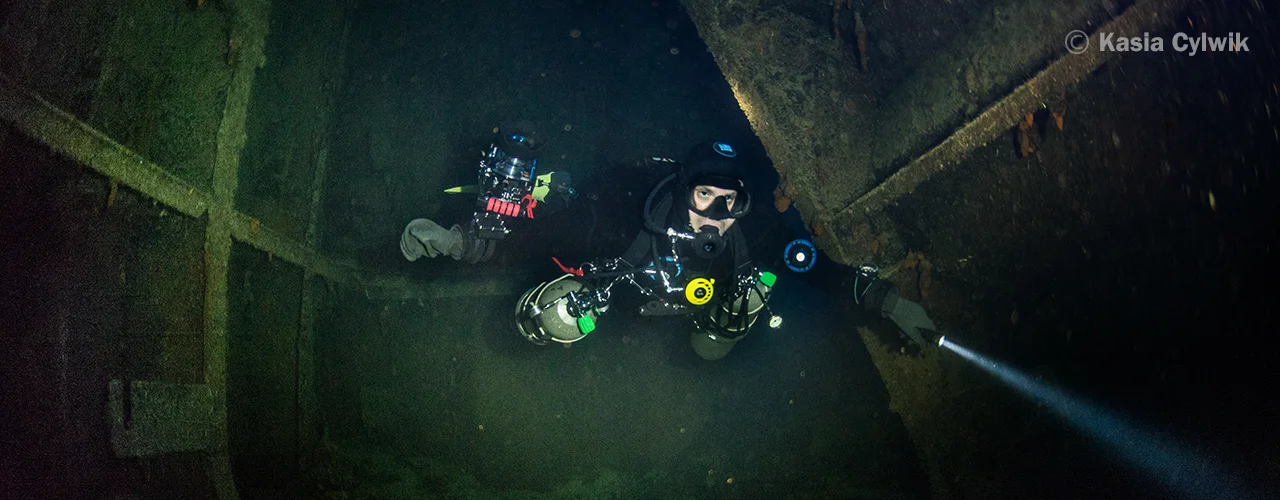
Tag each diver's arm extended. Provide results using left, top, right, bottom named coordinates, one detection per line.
left=400, top=218, right=494, bottom=264
left=854, top=266, right=938, bottom=346
left=401, top=219, right=466, bottom=261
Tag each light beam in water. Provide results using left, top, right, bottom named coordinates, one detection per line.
left=938, top=337, right=1257, bottom=500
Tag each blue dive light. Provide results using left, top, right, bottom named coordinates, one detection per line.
left=783, top=239, right=817, bottom=273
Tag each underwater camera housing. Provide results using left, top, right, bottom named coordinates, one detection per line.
left=478, top=142, right=536, bottom=197
left=469, top=136, right=541, bottom=239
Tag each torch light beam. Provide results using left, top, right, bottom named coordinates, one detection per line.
left=937, top=336, right=1258, bottom=500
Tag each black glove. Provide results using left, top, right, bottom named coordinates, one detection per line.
left=881, top=289, right=938, bottom=347
left=853, top=264, right=938, bottom=347
left=460, top=223, right=497, bottom=264
left=853, top=264, right=889, bottom=312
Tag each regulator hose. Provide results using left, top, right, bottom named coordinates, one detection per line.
left=642, top=173, right=678, bottom=235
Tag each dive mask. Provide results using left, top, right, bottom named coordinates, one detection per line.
left=687, top=176, right=751, bottom=221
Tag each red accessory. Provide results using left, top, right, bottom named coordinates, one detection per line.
left=484, top=195, right=537, bottom=218
left=521, top=194, right=537, bottom=219
left=552, top=257, right=584, bottom=276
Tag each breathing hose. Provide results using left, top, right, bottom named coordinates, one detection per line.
left=643, top=174, right=678, bottom=235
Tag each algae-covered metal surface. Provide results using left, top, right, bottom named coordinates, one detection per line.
left=681, top=0, right=1136, bottom=264
left=0, top=126, right=216, bottom=498
left=110, top=379, right=219, bottom=457
left=682, top=0, right=1280, bottom=499
left=823, top=0, right=1195, bottom=267
left=236, top=0, right=354, bottom=244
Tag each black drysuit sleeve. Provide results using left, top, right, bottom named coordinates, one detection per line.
left=619, top=193, right=673, bottom=266
left=727, top=223, right=752, bottom=274
left=620, top=229, right=653, bottom=267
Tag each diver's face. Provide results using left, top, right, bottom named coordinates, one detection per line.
left=688, top=185, right=737, bottom=235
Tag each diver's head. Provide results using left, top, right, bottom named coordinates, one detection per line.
left=689, top=185, right=739, bottom=236
left=680, top=141, right=751, bottom=236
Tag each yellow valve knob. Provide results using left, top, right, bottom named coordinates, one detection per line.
left=685, top=278, right=715, bottom=305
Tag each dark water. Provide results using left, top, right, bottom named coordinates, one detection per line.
left=323, top=0, right=767, bottom=270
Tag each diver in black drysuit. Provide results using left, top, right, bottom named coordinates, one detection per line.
left=606, top=141, right=764, bottom=360
left=511, top=140, right=937, bottom=358
left=616, top=180, right=752, bottom=314
left=587, top=140, right=939, bottom=358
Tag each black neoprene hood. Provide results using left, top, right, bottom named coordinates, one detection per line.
left=679, top=141, right=749, bottom=191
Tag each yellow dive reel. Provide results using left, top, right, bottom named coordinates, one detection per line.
left=685, top=277, right=715, bottom=305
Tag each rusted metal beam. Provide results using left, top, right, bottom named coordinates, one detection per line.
left=1, top=6, right=532, bottom=500
left=109, top=379, right=219, bottom=457
left=826, top=0, right=1194, bottom=265
left=0, top=72, right=211, bottom=218
left=0, top=74, right=522, bottom=300
left=201, top=1, right=273, bottom=497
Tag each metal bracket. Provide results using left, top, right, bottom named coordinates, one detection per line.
left=109, top=379, right=219, bottom=457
